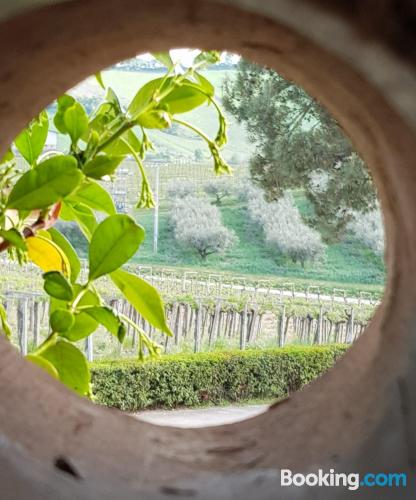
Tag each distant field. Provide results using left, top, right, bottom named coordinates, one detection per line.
left=72, top=69, right=253, bottom=162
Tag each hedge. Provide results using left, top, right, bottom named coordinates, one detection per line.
left=90, top=345, right=348, bottom=411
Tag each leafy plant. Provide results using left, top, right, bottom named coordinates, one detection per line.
left=0, top=51, right=231, bottom=396
left=91, top=345, right=348, bottom=411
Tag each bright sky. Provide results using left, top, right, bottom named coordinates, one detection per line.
left=139, top=50, right=239, bottom=66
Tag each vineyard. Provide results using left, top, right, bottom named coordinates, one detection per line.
left=2, top=260, right=377, bottom=360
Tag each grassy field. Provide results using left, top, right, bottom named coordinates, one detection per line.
left=130, top=195, right=385, bottom=297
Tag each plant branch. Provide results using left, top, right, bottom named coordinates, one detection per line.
left=0, top=202, right=61, bottom=253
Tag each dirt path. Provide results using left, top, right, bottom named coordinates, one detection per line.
left=133, top=404, right=269, bottom=428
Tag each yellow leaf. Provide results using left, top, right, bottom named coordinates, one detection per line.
left=26, top=354, right=59, bottom=380
left=26, top=235, right=70, bottom=276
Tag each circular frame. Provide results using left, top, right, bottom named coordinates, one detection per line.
left=0, top=1, right=415, bottom=498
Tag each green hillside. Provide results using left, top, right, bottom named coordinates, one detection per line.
left=130, top=195, right=385, bottom=295
left=72, top=69, right=253, bottom=162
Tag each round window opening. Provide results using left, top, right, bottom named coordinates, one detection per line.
left=1, top=1, right=416, bottom=497
left=0, top=49, right=385, bottom=428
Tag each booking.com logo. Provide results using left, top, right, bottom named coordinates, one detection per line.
left=281, top=469, right=408, bottom=491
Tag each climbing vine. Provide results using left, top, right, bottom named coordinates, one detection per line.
left=0, top=51, right=230, bottom=396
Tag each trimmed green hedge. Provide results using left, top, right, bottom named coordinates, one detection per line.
left=91, top=346, right=348, bottom=411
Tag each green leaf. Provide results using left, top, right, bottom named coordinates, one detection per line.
left=68, top=179, right=115, bottom=215
left=195, top=72, right=215, bottom=96
left=0, top=148, right=14, bottom=165
left=50, top=308, right=75, bottom=333
left=88, top=215, right=145, bottom=281
left=88, top=89, right=122, bottom=138
left=152, top=52, right=174, bottom=68
left=127, top=77, right=167, bottom=118
left=102, top=128, right=141, bottom=156
left=26, top=354, right=59, bottom=379
left=194, top=51, right=221, bottom=67
left=14, top=110, right=49, bottom=166
left=83, top=306, right=126, bottom=343
left=60, top=201, right=97, bottom=240
left=137, top=109, right=172, bottom=129
left=0, top=228, right=27, bottom=251
left=160, top=82, right=208, bottom=114
left=47, top=228, right=81, bottom=284
left=7, top=155, right=83, bottom=210
left=40, top=339, right=90, bottom=396
left=43, top=271, right=74, bottom=301
left=110, top=269, right=172, bottom=336
left=54, top=95, right=76, bottom=134
left=83, top=154, right=123, bottom=179
left=0, top=303, right=12, bottom=339
left=51, top=285, right=100, bottom=341
left=95, top=72, right=105, bottom=89
left=106, top=88, right=122, bottom=113
left=129, top=76, right=208, bottom=118
left=63, top=102, right=89, bottom=145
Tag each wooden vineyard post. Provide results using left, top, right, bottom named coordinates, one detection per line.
left=174, top=303, right=182, bottom=346
left=278, top=305, right=286, bottom=347
left=85, top=335, right=94, bottom=362
left=316, top=305, right=323, bottom=345
left=208, top=301, right=218, bottom=346
left=17, top=298, right=28, bottom=355
left=247, top=304, right=259, bottom=345
left=346, top=307, right=355, bottom=344
left=33, top=301, right=40, bottom=347
left=194, top=303, right=202, bottom=353
left=240, top=303, right=248, bottom=350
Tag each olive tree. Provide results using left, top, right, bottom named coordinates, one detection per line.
left=246, top=187, right=325, bottom=266
left=203, top=177, right=233, bottom=205
left=170, top=196, right=237, bottom=260
left=348, top=208, right=384, bottom=256
left=166, top=179, right=197, bottom=200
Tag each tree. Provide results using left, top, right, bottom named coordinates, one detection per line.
left=166, top=179, right=196, bottom=200
left=170, top=196, right=237, bottom=260
left=223, top=59, right=376, bottom=239
left=348, top=208, right=384, bottom=256
left=0, top=50, right=231, bottom=396
left=245, top=186, right=325, bottom=266
left=203, top=177, right=233, bottom=205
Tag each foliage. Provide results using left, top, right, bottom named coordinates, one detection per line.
left=91, top=345, right=348, bottom=410
left=348, top=208, right=384, bottom=256
left=244, top=185, right=325, bottom=266
left=203, top=177, right=234, bottom=205
left=223, top=60, right=376, bottom=238
left=170, top=195, right=237, bottom=260
left=0, top=51, right=231, bottom=396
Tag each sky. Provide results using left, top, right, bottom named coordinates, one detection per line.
left=138, top=50, right=240, bottom=66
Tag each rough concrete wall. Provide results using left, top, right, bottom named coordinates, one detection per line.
left=0, top=1, right=414, bottom=499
